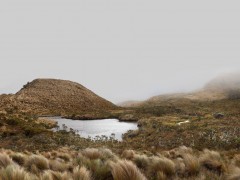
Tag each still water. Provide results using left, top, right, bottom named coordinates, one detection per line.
left=51, top=117, right=138, bottom=141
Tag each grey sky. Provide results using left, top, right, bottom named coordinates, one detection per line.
left=0, top=1, right=240, bottom=103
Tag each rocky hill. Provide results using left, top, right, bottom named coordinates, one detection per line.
left=0, top=79, right=116, bottom=115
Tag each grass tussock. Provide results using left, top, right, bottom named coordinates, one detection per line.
left=110, top=160, right=147, bottom=180
left=122, top=150, right=135, bottom=160
left=72, top=166, right=92, bottom=180
left=227, top=167, right=240, bottom=180
left=10, top=153, right=26, bottom=166
left=200, top=149, right=226, bottom=174
left=0, top=154, right=13, bottom=168
left=0, top=165, right=34, bottom=180
left=0, top=147, right=238, bottom=179
left=182, top=154, right=200, bottom=176
left=25, top=155, right=49, bottom=174
left=150, top=156, right=175, bottom=177
left=82, top=149, right=101, bottom=160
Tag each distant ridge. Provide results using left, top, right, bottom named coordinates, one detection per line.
left=121, top=72, right=240, bottom=107
left=0, top=79, right=116, bottom=115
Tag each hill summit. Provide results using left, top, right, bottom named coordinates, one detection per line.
left=0, top=79, right=116, bottom=115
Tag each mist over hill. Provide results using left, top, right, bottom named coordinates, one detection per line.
left=120, top=72, right=240, bottom=107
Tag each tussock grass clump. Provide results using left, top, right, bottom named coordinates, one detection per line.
left=82, top=149, right=101, bottom=160
left=0, top=165, right=33, bottom=180
left=57, top=153, right=71, bottom=162
left=110, top=160, right=147, bottom=180
left=41, top=170, right=71, bottom=180
left=122, top=150, right=135, bottom=160
left=227, top=167, right=240, bottom=180
left=10, top=153, right=26, bottom=166
left=156, top=171, right=167, bottom=180
left=98, top=148, right=117, bottom=161
left=0, top=153, right=13, bottom=168
left=86, top=159, right=112, bottom=180
left=133, top=154, right=149, bottom=170
left=150, top=157, right=175, bottom=177
left=25, top=155, right=49, bottom=174
left=182, top=154, right=200, bottom=176
left=233, top=154, right=240, bottom=168
left=169, top=146, right=193, bottom=159
left=49, top=160, right=70, bottom=172
left=72, top=166, right=92, bottom=180
left=199, top=149, right=226, bottom=174
left=74, top=153, right=111, bottom=180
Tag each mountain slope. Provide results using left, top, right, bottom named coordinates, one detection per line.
left=122, top=72, right=240, bottom=107
left=0, top=79, right=116, bottom=115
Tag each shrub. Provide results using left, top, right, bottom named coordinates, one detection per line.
left=5, top=118, right=20, bottom=126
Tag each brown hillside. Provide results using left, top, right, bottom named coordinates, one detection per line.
left=0, top=79, right=116, bottom=115
left=122, top=73, right=240, bottom=107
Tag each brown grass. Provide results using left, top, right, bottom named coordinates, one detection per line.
left=82, top=149, right=101, bottom=160
left=182, top=154, right=200, bottom=176
left=10, top=153, right=26, bottom=166
left=0, top=165, right=34, bottom=180
left=227, top=167, right=240, bottom=180
left=72, top=166, right=92, bottom=180
left=150, top=156, right=175, bottom=177
left=122, top=150, right=135, bottom=160
left=25, top=155, right=49, bottom=174
left=199, top=149, right=226, bottom=174
left=110, top=160, right=147, bottom=180
left=0, top=153, right=13, bottom=168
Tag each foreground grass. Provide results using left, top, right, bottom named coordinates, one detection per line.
left=0, top=146, right=239, bottom=180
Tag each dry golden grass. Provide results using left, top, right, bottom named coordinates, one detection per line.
left=199, top=149, right=226, bottom=174
left=41, top=170, right=71, bottom=180
left=72, top=166, right=92, bottom=180
left=10, top=153, right=26, bottom=166
left=110, top=160, right=147, bottom=180
left=82, top=149, right=101, bottom=160
left=133, top=154, right=149, bottom=170
left=150, top=156, right=176, bottom=177
left=25, top=155, right=49, bottom=174
left=49, top=160, right=70, bottom=173
left=0, top=154, right=13, bottom=168
left=233, top=154, right=240, bottom=168
left=121, top=150, right=135, bottom=160
left=0, top=147, right=239, bottom=179
left=0, top=165, right=34, bottom=180
left=227, top=167, right=240, bottom=180
left=182, top=154, right=200, bottom=176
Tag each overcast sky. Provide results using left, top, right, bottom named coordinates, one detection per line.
left=0, top=1, right=240, bottom=103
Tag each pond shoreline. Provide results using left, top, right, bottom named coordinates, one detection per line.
left=49, top=117, right=139, bottom=141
